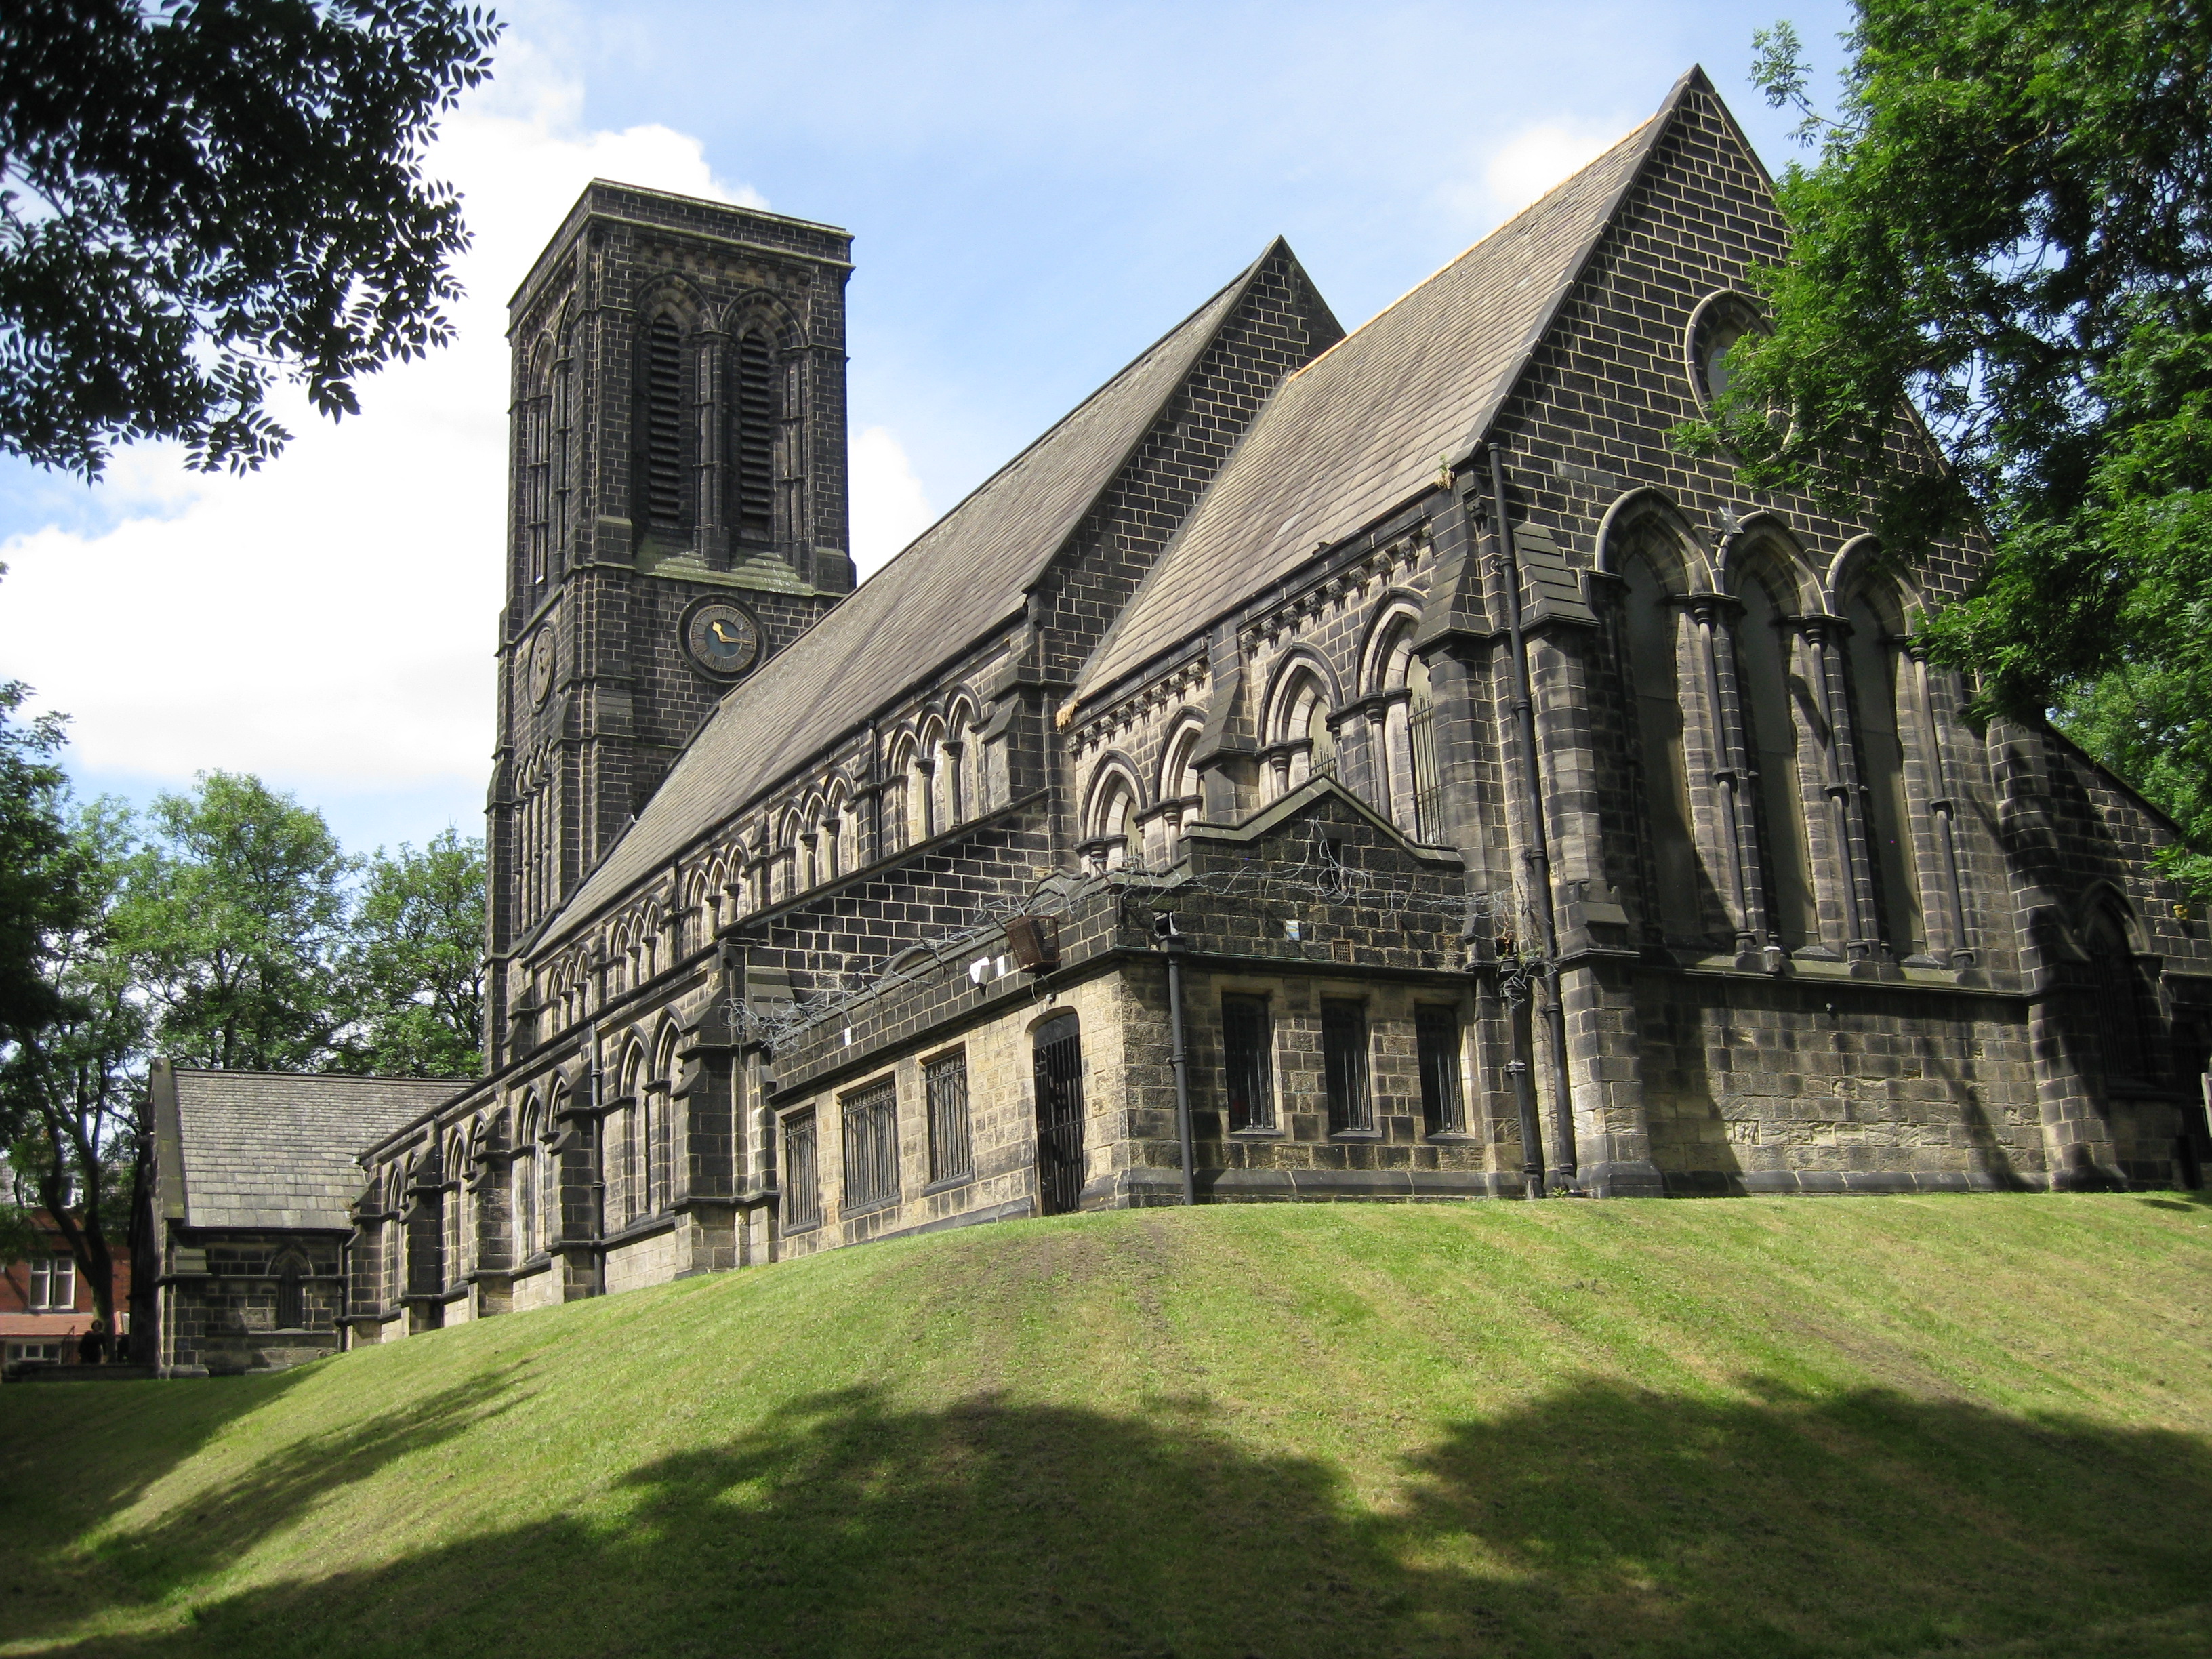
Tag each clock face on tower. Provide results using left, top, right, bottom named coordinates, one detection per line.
left=528, top=626, right=556, bottom=706
left=682, top=599, right=762, bottom=680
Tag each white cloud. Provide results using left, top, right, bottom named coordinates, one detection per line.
left=1479, top=119, right=1624, bottom=216
left=0, top=45, right=760, bottom=796
left=849, top=426, right=936, bottom=579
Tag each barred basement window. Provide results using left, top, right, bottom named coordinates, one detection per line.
left=1416, top=1006, right=1467, bottom=1136
left=926, top=1050, right=972, bottom=1183
left=1322, top=999, right=1373, bottom=1134
left=783, top=1111, right=821, bottom=1231
left=644, top=314, right=686, bottom=529
left=733, top=330, right=779, bottom=539
left=1221, top=994, right=1275, bottom=1131
left=842, top=1078, right=901, bottom=1210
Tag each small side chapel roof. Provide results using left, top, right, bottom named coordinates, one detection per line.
left=1073, top=73, right=1696, bottom=703
left=156, top=1065, right=459, bottom=1232
left=543, top=246, right=1282, bottom=947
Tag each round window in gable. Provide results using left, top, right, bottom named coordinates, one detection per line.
left=1685, top=290, right=1766, bottom=412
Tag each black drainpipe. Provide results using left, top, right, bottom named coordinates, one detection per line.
left=1158, top=912, right=1197, bottom=1206
left=1488, top=445, right=1578, bottom=1193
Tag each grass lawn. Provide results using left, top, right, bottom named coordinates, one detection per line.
left=3, top=1193, right=2210, bottom=1658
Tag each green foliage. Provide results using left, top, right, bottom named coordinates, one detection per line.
left=0, top=0, right=501, bottom=476
left=0, top=799, right=150, bottom=1328
left=0, top=677, right=76, bottom=1050
left=2, top=1200, right=2209, bottom=1655
left=1680, top=0, right=2212, bottom=890
left=338, top=827, right=484, bottom=1078
left=130, top=773, right=356, bottom=1071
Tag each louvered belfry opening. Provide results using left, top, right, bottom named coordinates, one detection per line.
left=644, top=314, right=686, bottom=530
left=734, top=330, right=779, bottom=541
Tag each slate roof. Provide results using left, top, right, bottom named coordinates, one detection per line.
left=542, top=247, right=1279, bottom=946
left=1073, top=85, right=1679, bottom=702
left=166, top=1069, right=459, bottom=1231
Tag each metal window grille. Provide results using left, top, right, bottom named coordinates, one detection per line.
left=842, top=1079, right=901, bottom=1210
left=1409, top=697, right=1442, bottom=842
left=1322, top=1000, right=1374, bottom=1133
left=783, top=1111, right=821, bottom=1231
left=1033, top=1015, right=1086, bottom=1216
left=644, top=315, right=685, bottom=527
left=735, top=331, right=779, bottom=535
left=926, top=1052, right=973, bottom=1183
left=1416, top=1006, right=1467, bottom=1135
left=1221, top=995, right=1275, bottom=1131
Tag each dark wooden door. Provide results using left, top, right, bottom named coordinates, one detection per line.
left=1033, top=1014, right=1085, bottom=1216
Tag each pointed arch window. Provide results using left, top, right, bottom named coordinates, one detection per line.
left=1620, top=550, right=1704, bottom=943
left=1734, top=573, right=1819, bottom=951
left=525, top=338, right=552, bottom=587
left=733, top=329, right=779, bottom=542
left=514, top=1106, right=540, bottom=1260
left=2084, top=902, right=2152, bottom=1085
left=1843, top=584, right=1925, bottom=956
left=644, top=314, right=687, bottom=532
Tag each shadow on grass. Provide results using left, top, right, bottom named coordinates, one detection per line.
left=3, top=1365, right=528, bottom=1647
left=35, top=1377, right=2212, bottom=1659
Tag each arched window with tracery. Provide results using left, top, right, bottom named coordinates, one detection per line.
left=1617, top=537, right=1706, bottom=943
left=1843, top=577, right=1926, bottom=957
left=1733, top=567, right=1819, bottom=951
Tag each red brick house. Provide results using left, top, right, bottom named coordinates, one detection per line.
left=1, top=1212, right=130, bottom=1367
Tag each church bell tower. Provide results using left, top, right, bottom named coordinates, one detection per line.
left=485, top=182, right=855, bottom=1065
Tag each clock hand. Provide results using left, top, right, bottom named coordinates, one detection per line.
left=711, top=620, right=741, bottom=644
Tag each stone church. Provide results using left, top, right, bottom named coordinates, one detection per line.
left=148, top=69, right=2212, bottom=1366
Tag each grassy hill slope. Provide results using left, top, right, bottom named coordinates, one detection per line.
left=4, top=1195, right=2211, bottom=1659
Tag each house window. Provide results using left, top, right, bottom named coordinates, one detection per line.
left=783, top=1111, right=821, bottom=1231
left=1416, top=1006, right=1467, bottom=1136
left=1221, top=994, right=1275, bottom=1131
left=842, top=1078, right=901, bottom=1211
left=30, top=1255, right=75, bottom=1311
left=926, top=1050, right=972, bottom=1184
left=1322, top=1000, right=1373, bottom=1133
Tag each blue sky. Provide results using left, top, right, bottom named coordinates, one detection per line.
left=0, top=0, right=1852, bottom=857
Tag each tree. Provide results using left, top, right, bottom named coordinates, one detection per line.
left=1681, top=1, right=2212, bottom=894
left=0, top=678, right=75, bottom=1048
left=339, top=827, right=484, bottom=1077
left=0, top=0, right=501, bottom=476
left=0, top=800, right=150, bottom=1349
left=132, top=772, right=356, bottom=1070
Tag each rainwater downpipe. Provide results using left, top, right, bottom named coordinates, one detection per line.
left=588, top=1021, right=607, bottom=1297
left=1488, top=445, right=1579, bottom=1193
left=1157, top=914, right=1199, bottom=1206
